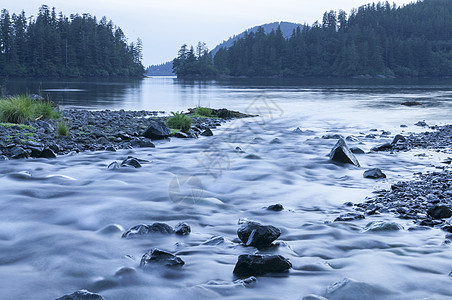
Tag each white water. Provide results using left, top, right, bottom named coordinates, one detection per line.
left=0, top=77, right=451, bottom=299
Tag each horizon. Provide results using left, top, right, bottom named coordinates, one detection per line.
left=3, top=0, right=413, bottom=67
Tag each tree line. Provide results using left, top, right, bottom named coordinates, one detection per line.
left=0, top=5, right=144, bottom=77
left=174, top=0, right=452, bottom=78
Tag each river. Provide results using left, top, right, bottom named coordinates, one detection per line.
left=0, top=77, right=451, bottom=299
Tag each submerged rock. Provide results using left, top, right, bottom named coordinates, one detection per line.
left=329, top=138, right=360, bottom=167
left=326, top=278, right=392, bottom=300
left=363, top=168, right=386, bottom=179
left=120, top=157, right=142, bottom=168
left=267, top=204, right=284, bottom=211
left=140, top=248, right=184, bottom=269
left=349, top=147, right=365, bottom=154
left=363, top=221, right=403, bottom=232
left=233, top=254, right=292, bottom=277
left=202, top=236, right=225, bottom=245
left=334, top=212, right=365, bottom=222
left=122, top=223, right=174, bottom=238
left=54, top=290, right=105, bottom=300
left=237, top=221, right=281, bottom=248
left=371, top=143, right=393, bottom=152
left=391, top=134, right=406, bottom=144
left=143, top=120, right=171, bottom=140
left=201, top=128, right=213, bottom=136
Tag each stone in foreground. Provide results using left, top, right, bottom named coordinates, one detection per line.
left=329, top=138, right=360, bottom=167
left=233, top=254, right=292, bottom=277
left=143, top=120, right=171, bottom=140
left=363, top=168, right=386, bottom=179
left=122, top=223, right=174, bottom=238
left=54, top=289, right=104, bottom=300
left=427, top=205, right=452, bottom=219
left=174, top=222, right=191, bottom=235
left=140, top=248, right=184, bottom=269
left=237, top=221, right=281, bottom=248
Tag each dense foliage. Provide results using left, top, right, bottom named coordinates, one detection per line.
left=174, top=0, right=452, bottom=78
left=0, top=5, right=144, bottom=77
left=172, top=42, right=216, bottom=78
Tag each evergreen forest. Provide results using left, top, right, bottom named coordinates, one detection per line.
left=0, top=5, right=144, bottom=77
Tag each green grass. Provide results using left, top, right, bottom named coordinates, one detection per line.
left=194, top=106, right=212, bottom=117
left=166, top=112, right=192, bottom=132
left=0, top=95, right=60, bottom=123
left=0, top=122, right=35, bottom=130
left=170, top=128, right=181, bottom=135
left=57, top=119, right=69, bottom=136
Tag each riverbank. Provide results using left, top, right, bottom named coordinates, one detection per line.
left=0, top=108, right=253, bottom=160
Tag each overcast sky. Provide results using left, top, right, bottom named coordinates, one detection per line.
left=3, top=0, right=413, bottom=66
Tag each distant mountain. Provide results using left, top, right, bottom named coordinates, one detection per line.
left=145, top=61, right=174, bottom=76
left=210, top=21, right=303, bottom=55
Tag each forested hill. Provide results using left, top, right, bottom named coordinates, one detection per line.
left=174, top=0, right=452, bottom=78
left=0, top=5, right=144, bottom=77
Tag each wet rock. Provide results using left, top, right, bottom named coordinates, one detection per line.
left=329, top=138, right=360, bottom=167
left=41, top=147, right=57, bottom=158
left=143, top=120, right=171, bottom=139
left=174, top=131, right=189, bottom=138
left=234, top=276, right=257, bottom=287
left=237, top=221, right=281, bottom=248
left=267, top=204, right=284, bottom=211
left=427, top=205, right=452, bottom=219
left=401, top=100, right=421, bottom=106
left=54, top=289, right=105, bottom=300
left=201, top=128, right=213, bottom=136
left=10, top=146, right=29, bottom=159
left=293, top=127, right=303, bottom=133
left=233, top=254, right=292, bottom=277
left=122, top=223, right=174, bottom=238
left=244, top=154, right=261, bottom=159
left=174, top=222, right=191, bottom=235
left=322, top=134, right=344, bottom=139
left=415, top=121, right=428, bottom=127
left=140, top=249, right=184, bottom=268
left=371, top=143, right=393, bottom=152
left=363, top=168, right=386, bottom=179
left=120, top=157, right=142, bottom=168
left=270, top=138, right=282, bottom=144
left=334, top=212, right=365, bottom=222
left=349, top=147, right=365, bottom=154
left=391, top=134, right=406, bottom=144
left=108, top=161, right=120, bottom=169
left=363, top=221, right=403, bottom=232
left=326, top=278, right=392, bottom=300
left=133, top=139, right=155, bottom=148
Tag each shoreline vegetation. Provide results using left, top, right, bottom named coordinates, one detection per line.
left=0, top=94, right=254, bottom=159
left=173, top=0, right=452, bottom=79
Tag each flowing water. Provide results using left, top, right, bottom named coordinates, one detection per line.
left=0, top=77, right=452, bottom=299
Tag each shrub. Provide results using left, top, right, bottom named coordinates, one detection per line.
left=194, top=106, right=212, bottom=117
left=57, top=119, right=69, bottom=136
left=166, top=111, right=192, bottom=132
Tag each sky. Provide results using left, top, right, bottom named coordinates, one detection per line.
left=3, top=0, right=414, bottom=66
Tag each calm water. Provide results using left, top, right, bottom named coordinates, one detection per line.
left=0, top=77, right=452, bottom=300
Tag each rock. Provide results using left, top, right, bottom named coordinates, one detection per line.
left=201, top=128, right=213, bottom=136
left=329, top=138, right=360, bottom=167
left=350, top=147, right=365, bottom=154
left=174, top=131, right=189, bottom=138
left=326, top=278, right=392, bottom=300
left=143, top=120, right=171, bottom=139
left=267, top=204, right=284, bottom=211
left=134, top=139, right=155, bottom=148
left=140, top=249, right=184, bottom=268
left=270, top=138, right=282, bottom=144
left=174, top=222, right=191, bottom=235
left=234, top=276, right=257, bottom=287
left=54, top=289, right=105, bottom=300
left=363, top=221, right=403, bottom=232
left=334, top=212, right=365, bottom=222
left=371, top=143, right=393, bottom=152
left=415, top=121, right=428, bottom=127
left=427, top=205, right=452, bottom=219
left=322, top=134, right=344, bottom=139
left=122, top=223, right=174, bottom=238
left=244, top=154, right=261, bottom=159
left=233, top=254, right=292, bottom=277
left=401, top=100, right=421, bottom=106
left=293, top=127, right=303, bottom=133
left=11, top=146, right=29, bottom=159
left=108, top=161, right=120, bottom=169
left=391, top=134, right=406, bottom=144
left=41, top=148, right=57, bottom=158
left=237, top=221, right=281, bottom=248
left=202, top=236, right=225, bottom=245
left=363, top=168, right=386, bottom=179
left=120, top=157, right=142, bottom=168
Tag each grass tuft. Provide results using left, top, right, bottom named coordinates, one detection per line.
left=166, top=111, right=192, bottom=132
left=57, top=119, right=69, bottom=136
left=0, top=95, right=60, bottom=123
left=194, top=106, right=212, bottom=117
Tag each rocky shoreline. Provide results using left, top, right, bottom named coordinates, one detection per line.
left=0, top=108, right=252, bottom=160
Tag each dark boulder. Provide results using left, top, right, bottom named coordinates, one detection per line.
left=329, top=138, right=360, bottom=167
left=237, top=221, right=281, bottom=248
left=233, top=254, right=292, bottom=277
left=350, top=147, right=365, bottom=154
left=174, top=131, right=189, bottom=138
left=108, top=161, right=120, bottom=169
left=415, top=121, right=428, bottom=127
left=41, top=148, right=57, bottom=159
left=11, top=146, right=29, bottom=159
left=143, top=120, right=171, bottom=140
left=391, top=134, right=406, bottom=144
left=371, top=143, right=393, bottom=152
left=334, top=212, right=365, bottom=222
left=54, top=290, right=105, bottom=300
left=267, top=204, right=284, bottom=211
left=201, top=128, right=213, bottom=136
left=122, top=223, right=174, bottom=238
left=174, top=222, right=191, bottom=235
left=140, top=248, right=184, bottom=268
left=427, top=205, right=452, bottom=219
left=363, top=168, right=386, bottom=179
left=322, top=134, right=344, bottom=139
left=120, top=157, right=142, bottom=168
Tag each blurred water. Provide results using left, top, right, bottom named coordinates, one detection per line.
left=0, top=77, right=451, bottom=299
